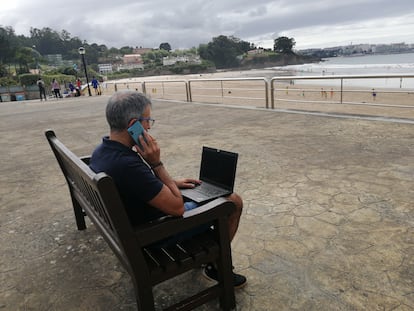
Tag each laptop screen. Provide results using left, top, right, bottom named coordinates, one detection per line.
left=199, top=147, right=238, bottom=190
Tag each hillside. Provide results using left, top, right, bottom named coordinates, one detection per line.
left=239, top=53, right=320, bottom=70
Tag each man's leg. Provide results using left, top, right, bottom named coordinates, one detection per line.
left=204, top=193, right=246, bottom=288
left=184, top=196, right=243, bottom=242
left=226, top=193, right=243, bottom=241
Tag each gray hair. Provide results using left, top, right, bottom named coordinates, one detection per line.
left=105, top=91, right=152, bottom=131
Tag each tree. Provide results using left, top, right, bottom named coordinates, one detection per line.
left=273, top=36, right=296, bottom=54
left=159, top=42, right=171, bottom=52
left=29, top=27, right=64, bottom=55
left=229, top=36, right=251, bottom=53
left=119, top=46, right=133, bottom=55
left=14, top=47, right=33, bottom=74
left=198, top=35, right=251, bottom=69
left=0, top=63, right=8, bottom=77
left=61, top=66, right=77, bottom=76
left=0, top=26, right=17, bottom=65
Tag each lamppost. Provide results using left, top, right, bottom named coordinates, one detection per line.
left=78, top=47, right=92, bottom=96
left=32, top=45, right=40, bottom=74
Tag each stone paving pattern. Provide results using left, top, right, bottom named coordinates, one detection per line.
left=0, top=96, right=413, bottom=310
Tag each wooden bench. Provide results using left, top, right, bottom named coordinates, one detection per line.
left=45, top=130, right=236, bottom=310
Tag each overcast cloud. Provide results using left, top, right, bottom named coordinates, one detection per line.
left=1, top=0, right=414, bottom=50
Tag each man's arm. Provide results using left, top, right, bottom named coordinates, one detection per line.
left=148, top=163, right=184, bottom=216
left=138, top=132, right=185, bottom=216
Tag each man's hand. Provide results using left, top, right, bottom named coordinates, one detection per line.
left=135, top=131, right=160, bottom=166
left=175, top=178, right=202, bottom=189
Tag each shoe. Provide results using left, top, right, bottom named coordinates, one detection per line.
left=203, top=263, right=247, bottom=289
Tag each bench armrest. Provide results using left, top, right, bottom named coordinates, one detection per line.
left=134, top=197, right=234, bottom=245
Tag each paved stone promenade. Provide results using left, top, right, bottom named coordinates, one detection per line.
left=0, top=96, right=413, bottom=310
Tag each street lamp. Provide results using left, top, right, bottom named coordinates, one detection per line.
left=78, top=47, right=92, bottom=96
left=32, top=45, right=40, bottom=74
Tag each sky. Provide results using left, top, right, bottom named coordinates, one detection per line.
left=1, top=0, right=414, bottom=51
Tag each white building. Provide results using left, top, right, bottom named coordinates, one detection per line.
left=98, top=64, right=113, bottom=74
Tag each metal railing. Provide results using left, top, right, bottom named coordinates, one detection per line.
left=270, top=74, right=414, bottom=109
left=103, top=74, right=414, bottom=112
left=188, top=77, right=268, bottom=108
left=143, top=80, right=189, bottom=102
left=104, top=77, right=268, bottom=107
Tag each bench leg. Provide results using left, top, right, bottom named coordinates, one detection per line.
left=134, top=284, right=155, bottom=311
left=71, top=195, right=87, bottom=230
left=216, top=217, right=236, bottom=310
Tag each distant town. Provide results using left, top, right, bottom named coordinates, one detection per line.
left=298, top=42, right=414, bottom=58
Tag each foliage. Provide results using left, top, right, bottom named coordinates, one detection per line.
left=142, top=49, right=169, bottom=65
left=0, top=25, right=306, bottom=85
left=119, top=46, right=133, bottom=55
left=159, top=42, right=171, bottom=51
left=61, top=66, right=78, bottom=76
left=0, top=63, right=9, bottom=77
left=0, top=76, right=18, bottom=86
left=198, top=35, right=251, bottom=69
left=1, top=26, right=132, bottom=74
left=273, top=36, right=296, bottom=54
left=14, top=46, right=36, bottom=74
left=168, top=61, right=212, bottom=74
left=19, top=73, right=39, bottom=86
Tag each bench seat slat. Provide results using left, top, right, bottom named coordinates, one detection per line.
left=176, top=239, right=207, bottom=262
left=162, top=244, right=194, bottom=269
left=145, top=247, right=178, bottom=273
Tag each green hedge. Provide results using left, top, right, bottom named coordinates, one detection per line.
left=0, top=76, right=18, bottom=87
left=19, top=73, right=76, bottom=87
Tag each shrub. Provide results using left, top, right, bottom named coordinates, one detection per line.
left=0, top=76, right=18, bottom=86
left=19, top=74, right=39, bottom=86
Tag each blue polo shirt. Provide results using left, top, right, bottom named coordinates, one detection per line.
left=89, top=137, right=166, bottom=225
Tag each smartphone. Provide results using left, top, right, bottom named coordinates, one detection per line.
left=127, top=121, right=146, bottom=149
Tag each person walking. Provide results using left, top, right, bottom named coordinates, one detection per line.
left=91, top=76, right=100, bottom=95
left=37, top=77, right=47, bottom=101
left=75, top=78, right=82, bottom=96
left=51, top=78, right=62, bottom=99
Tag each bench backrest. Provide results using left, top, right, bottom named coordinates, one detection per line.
left=45, top=130, right=142, bottom=273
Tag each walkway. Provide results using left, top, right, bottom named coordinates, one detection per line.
left=0, top=96, right=413, bottom=310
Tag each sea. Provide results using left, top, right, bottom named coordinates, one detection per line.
left=270, top=52, right=414, bottom=89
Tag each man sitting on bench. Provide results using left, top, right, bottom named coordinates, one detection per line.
left=89, top=91, right=247, bottom=288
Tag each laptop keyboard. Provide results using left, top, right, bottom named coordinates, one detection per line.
left=193, top=183, right=227, bottom=196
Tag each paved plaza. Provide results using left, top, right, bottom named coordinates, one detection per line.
left=0, top=96, right=413, bottom=310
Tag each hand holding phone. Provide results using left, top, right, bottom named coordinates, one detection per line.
left=127, top=120, right=146, bottom=149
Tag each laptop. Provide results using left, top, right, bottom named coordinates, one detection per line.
left=181, top=146, right=238, bottom=203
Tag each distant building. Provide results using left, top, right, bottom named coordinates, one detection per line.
left=98, top=64, right=113, bottom=74
left=247, top=48, right=264, bottom=55
left=299, top=42, right=413, bottom=58
left=162, top=55, right=201, bottom=66
left=44, top=54, right=63, bottom=67
left=123, top=54, right=143, bottom=64
left=116, top=54, right=144, bottom=71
